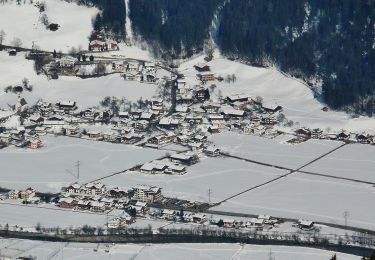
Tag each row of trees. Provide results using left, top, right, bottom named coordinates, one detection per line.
left=0, top=29, right=23, bottom=48
left=99, top=96, right=151, bottom=116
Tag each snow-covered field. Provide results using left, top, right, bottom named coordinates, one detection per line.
left=0, top=0, right=98, bottom=52
left=304, top=144, right=375, bottom=183
left=0, top=52, right=159, bottom=110
left=0, top=201, right=171, bottom=230
left=210, top=132, right=342, bottom=169
left=102, top=156, right=287, bottom=202
left=0, top=136, right=165, bottom=192
left=0, top=239, right=360, bottom=260
left=0, top=202, right=108, bottom=228
left=179, top=53, right=375, bottom=133
left=213, top=174, right=375, bottom=230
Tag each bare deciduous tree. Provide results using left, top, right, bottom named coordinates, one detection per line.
left=11, top=37, right=22, bottom=48
left=94, top=62, right=106, bottom=75
left=0, top=29, right=6, bottom=46
left=41, top=13, right=49, bottom=26
left=255, top=96, right=263, bottom=105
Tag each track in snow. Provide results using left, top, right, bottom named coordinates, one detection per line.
left=216, top=143, right=349, bottom=205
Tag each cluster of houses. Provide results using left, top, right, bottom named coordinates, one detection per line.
left=89, top=39, right=119, bottom=52
left=121, top=61, right=158, bottom=83
left=139, top=151, right=203, bottom=175
left=294, top=127, right=375, bottom=144
left=43, top=53, right=159, bottom=82
left=2, top=54, right=374, bottom=158
left=59, top=182, right=162, bottom=215
left=153, top=210, right=280, bottom=231
left=7, top=187, right=39, bottom=204
left=0, top=125, right=43, bottom=149
left=60, top=181, right=286, bottom=231
left=88, top=31, right=119, bottom=52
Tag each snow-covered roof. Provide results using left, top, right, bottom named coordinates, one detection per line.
left=258, top=214, right=271, bottom=220
left=58, top=100, right=76, bottom=107
left=60, top=56, right=76, bottom=62
left=162, top=209, right=176, bottom=215
left=298, top=219, right=314, bottom=226
left=90, top=201, right=105, bottom=207
left=222, top=109, right=245, bottom=116
left=59, top=197, right=74, bottom=204
left=135, top=201, right=147, bottom=207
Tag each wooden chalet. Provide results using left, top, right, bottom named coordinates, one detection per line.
left=337, top=132, right=350, bottom=141
left=204, top=147, right=220, bottom=157
left=123, top=133, right=144, bottom=144
left=202, top=102, right=221, bottom=113
left=295, top=128, right=311, bottom=138
left=59, top=197, right=76, bottom=209
left=169, top=153, right=199, bottom=166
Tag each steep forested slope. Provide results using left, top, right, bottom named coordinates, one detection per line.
left=77, top=0, right=126, bottom=38
left=218, top=0, right=375, bottom=115
left=126, top=0, right=375, bottom=115
left=129, top=0, right=221, bottom=58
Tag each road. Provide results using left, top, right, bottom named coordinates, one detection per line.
left=204, top=209, right=375, bottom=236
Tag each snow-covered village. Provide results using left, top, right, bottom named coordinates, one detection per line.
left=0, top=0, right=375, bottom=259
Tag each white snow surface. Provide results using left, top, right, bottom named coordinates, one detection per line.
left=0, top=52, right=158, bottom=109
left=0, top=239, right=360, bottom=260
left=213, top=174, right=375, bottom=230
left=210, top=132, right=343, bottom=169
left=0, top=0, right=98, bottom=52
left=102, top=156, right=287, bottom=202
left=0, top=202, right=108, bottom=228
left=304, top=143, right=375, bottom=183
left=0, top=136, right=165, bottom=192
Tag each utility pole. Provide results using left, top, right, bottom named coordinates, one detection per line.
left=268, top=249, right=274, bottom=260
left=75, top=160, right=81, bottom=180
left=106, top=212, right=109, bottom=229
left=207, top=188, right=212, bottom=204
left=343, top=211, right=349, bottom=228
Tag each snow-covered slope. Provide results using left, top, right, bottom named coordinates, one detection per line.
left=0, top=0, right=98, bottom=52
left=179, top=52, right=375, bottom=133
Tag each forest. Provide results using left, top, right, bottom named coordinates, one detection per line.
left=3, top=0, right=373, bottom=114
left=127, top=0, right=375, bottom=115
left=217, top=0, right=375, bottom=116
left=77, top=0, right=126, bottom=39
left=129, top=0, right=221, bottom=58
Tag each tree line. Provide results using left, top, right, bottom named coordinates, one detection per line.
left=76, top=0, right=126, bottom=39
left=129, top=0, right=221, bottom=58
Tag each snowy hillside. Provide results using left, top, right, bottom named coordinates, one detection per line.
left=0, top=0, right=98, bottom=52
left=179, top=52, right=375, bottom=133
